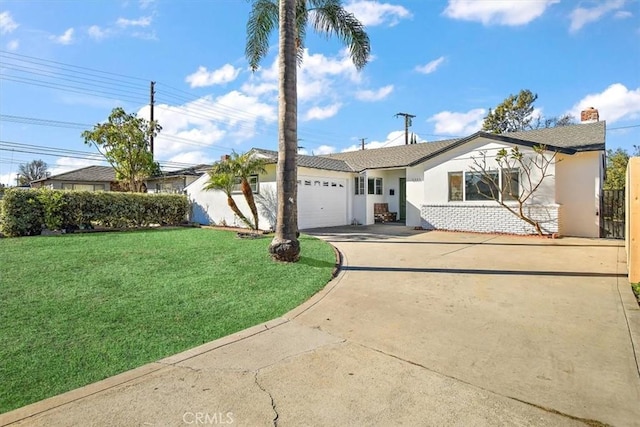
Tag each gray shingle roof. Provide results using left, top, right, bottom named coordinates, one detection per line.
left=250, top=122, right=605, bottom=173
left=33, top=165, right=116, bottom=183
left=252, top=148, right=354, bottom=172
left=323, top=138, right=459, bottom=171
left=504, top=120, right=605, bottom=151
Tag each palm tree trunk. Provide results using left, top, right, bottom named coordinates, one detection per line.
left=241, top=178, right=260, bottom=230
left=269, top=0, right=300, bottom=262
left=227, top=196, right=253, bottom=229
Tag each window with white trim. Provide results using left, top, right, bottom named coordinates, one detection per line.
left=232, top=175, right=259, bottom=194
left=355, top=176, right=365, bottom=195
left=448, top=169, right=520, bottom=202
left=368, top=177, right=382, bottom=195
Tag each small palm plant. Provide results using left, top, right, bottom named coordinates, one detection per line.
left=204, top=162, right=253, bottom=229
left=229, top=151, right=267, bottom=231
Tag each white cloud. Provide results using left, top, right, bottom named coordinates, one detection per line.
left=342, top=130, right=415, bottom=152
left=415, top=56, right=446, bottom=74
left=304, top=103, right=342, bottom=121
left=569, top=83, right=640, bottom=124
left=314, top=145, right=337, bottom=155
left=87, top=25, right=109, bottom=40
left=185, top=65, right=241, bottom=88
left=137, top=91, right=276, bottom=157
left=355, top=85, right=393, bottom=101
left=139, top=0, right=156, bottom=9
left=344, top=1, right=412, bottom=26
left=0, top=172, right=18, bottom=186
left=0, top=11, right=18, bottom=35
left=443, top=0, right=559, bottom=26
left=428, top=108, right=486, bottom=135
left=614, top=10, right=633, bottom=19
left=6, top=39, right=18, bottom=51
left=49, top=28, right=74, bottom=45
left=245, top=49, right=364, bottom=104
left=569, top=0, right=625, bottom=33
left=167, top=151, right=213, bottom=166
left=117, top=16, right=152, bottom=28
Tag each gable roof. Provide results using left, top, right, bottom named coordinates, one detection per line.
left=504, top=120, right=605, bottom=151
left=323, top=121, right=606, bottom=172
left=252, top=148, right=353, bottom=172
left=31, top=165, right=115, bottom=183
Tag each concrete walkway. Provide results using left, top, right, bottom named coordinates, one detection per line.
left=2, top=228, right=639, bottom=426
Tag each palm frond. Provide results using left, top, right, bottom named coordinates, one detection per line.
left=309, top=0, right=370, bottom=70
left=246, top=0, right=279, bottom=72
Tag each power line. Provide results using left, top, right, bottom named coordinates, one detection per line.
left=0, top=50, right=150, bottom=82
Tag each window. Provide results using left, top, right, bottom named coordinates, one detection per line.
left=232, top=175, right=259, bottom=194
left=62, top=183, right=105, bottom=192
left=465, top=171, right=498, bottom=201
left=448, top=172, right=463, bottom=201
left=368, top=177, right=383, bottom=195
left=355, top=176, right=365, bottom=195
left=501, top=169, right=519, bottom=201
left=448, top=169, right=520, bottom=202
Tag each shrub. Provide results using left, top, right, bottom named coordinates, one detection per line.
left=0, top=189, right=189, bottom=237
left=0, top=189, right=45, bottom=237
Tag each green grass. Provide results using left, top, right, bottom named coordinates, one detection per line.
left=0, top=228, right=336, bottom=413
left=632, top=283, right=640, bottom=305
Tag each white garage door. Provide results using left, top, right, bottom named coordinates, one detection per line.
left=297, top=176, right=348, bottom=229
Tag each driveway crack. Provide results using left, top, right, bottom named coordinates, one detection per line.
left=354, top=342, right=611, bottom=427
left=254, top=371, right=279, bottom=427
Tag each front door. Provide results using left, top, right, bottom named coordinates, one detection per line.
left=399, top=178, right=407, bottom=221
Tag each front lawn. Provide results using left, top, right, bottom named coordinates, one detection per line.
left=0, top=228, right=336, bottom=413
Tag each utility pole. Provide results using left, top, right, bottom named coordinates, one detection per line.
left=395, top=112, right=416, bottom=145
left=150, top=81, right=156, bottom=158
left=360, top=137, right=367, bottom=150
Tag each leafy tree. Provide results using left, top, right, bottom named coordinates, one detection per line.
left=17, top=159, right=49, bottom=186
left=246, top=0, right=370, bottom=262
left=228, top=151, right=267, bottom=230
left=604, top=148, right=630, bottom=190
left=483, top=90, right=538, bottom=134
left=204, top=161, right=254, bottom=229
left=82, top=107, right=161, bottom=193
left=470, top=145, right=557, bottom=236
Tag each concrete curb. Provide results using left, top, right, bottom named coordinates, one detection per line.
left=0, top=244, right=345, bottom=426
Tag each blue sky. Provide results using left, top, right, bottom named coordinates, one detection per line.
left=1, top=0, right=639, bottom=185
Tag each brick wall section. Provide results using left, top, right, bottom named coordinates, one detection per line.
left=420, top=204, right=559, bottom=235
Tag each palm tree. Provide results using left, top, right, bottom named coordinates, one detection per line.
left=204, top=162, right=254, bottom=229
left=229, top=151, right=267, bottom=230
left=246, top=0, right=370, bottom=262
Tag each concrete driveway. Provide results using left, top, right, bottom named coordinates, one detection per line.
left=2, top=228, right=639, bottom=426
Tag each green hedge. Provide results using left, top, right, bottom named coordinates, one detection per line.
left=0, top=189, right=189, bottom=237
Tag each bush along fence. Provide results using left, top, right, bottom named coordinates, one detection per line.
left=0, top=188, right=190, bottom=237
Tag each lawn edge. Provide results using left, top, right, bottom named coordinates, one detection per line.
left=0, top=244, right=345, bottom=426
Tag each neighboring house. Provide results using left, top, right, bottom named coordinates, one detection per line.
left=30, top=165, right=209, bottom=193
left=187, top=118, right=606, bottom=238
left=146, top=164, right=210, bottom=194
left=30, top=166, right=117, bottom=191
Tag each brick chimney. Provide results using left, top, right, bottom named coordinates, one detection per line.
left=580, top=107, right=599, bottom=122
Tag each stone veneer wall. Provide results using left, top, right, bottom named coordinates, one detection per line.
left=420, top=204, right=559, bottom=235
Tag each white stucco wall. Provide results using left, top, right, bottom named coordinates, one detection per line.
left=417, top=139, right=559, bottom=235
left=555, top=151, right=603, bottom=237
left=186, top=165, right=354, bottom=230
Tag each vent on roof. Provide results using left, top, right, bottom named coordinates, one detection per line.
left=580, top=107, right=599, bottom=123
